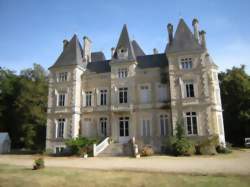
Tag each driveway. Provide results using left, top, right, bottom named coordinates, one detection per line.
left=0, top=149, right=250, bottom=175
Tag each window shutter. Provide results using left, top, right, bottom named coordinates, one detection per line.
left=82, top=91, right=86, bottom=107
left=96, top=89, right=100, bottom=106
left=91, top=91, right=94, bottom=106
left=54, top=120, right=58, bottom=138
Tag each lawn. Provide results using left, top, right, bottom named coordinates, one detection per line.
left=0, top=164, right=250, bottom=187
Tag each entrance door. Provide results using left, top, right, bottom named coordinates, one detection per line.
left=119, top=117, right=129, bottom=143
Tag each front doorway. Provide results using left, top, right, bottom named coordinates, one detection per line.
left=119, top=117, right=129, bottom=143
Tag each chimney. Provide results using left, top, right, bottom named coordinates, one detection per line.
left=153, top=48, right=158, bottom=54
left=192, top=18, right=199, bottom=41
left=63, top=40, right=69, bottom=50
left=167, top=23, right=173, bottom=44
left=199, top=30, right=207, bottom=49
left=111, top=47, right=115, bottom=57
left=83, top=36, right=92, bottom=63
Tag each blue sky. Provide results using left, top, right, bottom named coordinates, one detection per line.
left=0, top=0, right=249, bottom=73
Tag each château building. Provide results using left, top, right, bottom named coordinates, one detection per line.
left=46, top=18, right=225, bottom=154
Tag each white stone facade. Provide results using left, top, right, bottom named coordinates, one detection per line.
left=46, top=19, right=225, bottom=153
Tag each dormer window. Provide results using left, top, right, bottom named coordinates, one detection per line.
left=118, top=68, right=128, bottom=78
left=117, top=47, right=128, bottom=59
left=181, top=58, right=192, bottom=69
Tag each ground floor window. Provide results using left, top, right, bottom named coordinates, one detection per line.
left=100, top=117, right=107, bottom=136
left=55, top=147, right=64, bottom=154
left=185, top=112, right=198, bottom=135
left=141, top=119, right=150, bottom=136
left=57, top=118, right=65, bottom=138
left=160, top=114, right=168, bottom=136
left=119, top=117, right=129, bottom=136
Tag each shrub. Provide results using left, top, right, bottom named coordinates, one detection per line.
left=65, top=137, right=97, bottom=156
left=163, top=136, right=176, bottom=154
left=216, top=142, right=232, bottom=154
left=140, top=145, right=154, bottom=156
left=172, top=138, right=195, bottom=156
left=33, top=158, right=44, bottom=170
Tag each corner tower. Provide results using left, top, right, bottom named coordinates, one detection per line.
left=166, top=18, right=225, bottom=146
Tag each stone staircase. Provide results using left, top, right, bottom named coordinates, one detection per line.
left=98, top=142, right=132, bottom=157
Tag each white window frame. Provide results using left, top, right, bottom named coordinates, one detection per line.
left=184, top=80, right=195, bottom=98
left=141, top=118, right=151, bottom=137
left=56, top=118, right=65, bottom=138
left=118, top=68, right=128, bottom=78
left=180, top=58, right=192, bottom=70
left=58, top=93, right=66, bottom=106
left=100, top=117, right=107, bottom=136
left=85, top=91, right=92, bottom=106
left=58, top=72, right=68, bottom=82
left=139, top=84, right=150, bottom=104
left=119, top=87, right=128, bottom=104
left=156, top=83, right=167, bottom=102
left=160, top=114, right=168, bottom=136
left=185, top=112, right=198, bottom=135
left=100, top=89, right=107, bottom=106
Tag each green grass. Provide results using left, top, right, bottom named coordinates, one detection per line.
left=0, top=164, right=250, bottom=187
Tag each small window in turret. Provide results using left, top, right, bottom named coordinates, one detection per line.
left=59, top=72, right=68, bottom=82
left=181, top=58, right=192, bottom=70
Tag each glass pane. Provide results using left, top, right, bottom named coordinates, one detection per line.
left=192, top=117, right=197, bottom=134
left=120, top=121, right=124, bottom=136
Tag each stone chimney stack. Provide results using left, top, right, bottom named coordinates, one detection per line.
left=63, top=40, right=69, bottom=50
left=153, top=48, right=158, bottom=54
left=192, top=18, right=199, bottom=41
left=199, top=30, right=207, bottom=49
left=83, top=36, right=92, bottom=63
left=167, top=23, right=173, bottom=44
left=111, top=47, right=115, bottom=58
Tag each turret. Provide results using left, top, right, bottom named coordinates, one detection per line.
left=192, top=18, right=199, bottom=41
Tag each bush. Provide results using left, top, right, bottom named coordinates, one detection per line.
left=65, top=137, right=97, bottom=156
left=216, top=144, right=232, bottom=154
left=172, top=138, right=195, bottom=156
left=33, top=158, right=44, bottom=170
left=140, top=145, right=154, bottom=156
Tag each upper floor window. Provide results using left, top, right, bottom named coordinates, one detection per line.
left=58, top=93, right=65, bottom=106
left=160, top=114, right=168, bottom=136
left=185, top=112, right=198, bottom=135
left=56, top=118, right=65, bottom=138
left=157, top=84, right=167, bottom=102
left=140, top=85, right=150, bottom=103
left=59, top=72, right=68, bottom=82
left=100, top=90, right=107, bottom=106
left=118, top=68, right=128, bottom=78
left=117, top=47, right=128, bottom=59
left=184, top=80, right=195, bottom=98
left=181, top=58, right=192, bottom=69
left=86, top=91, right=92, bottom=106
left=119, top=87, right=128, bottom=104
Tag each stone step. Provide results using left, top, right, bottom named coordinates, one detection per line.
left=98, top=142, right=132, bottom=157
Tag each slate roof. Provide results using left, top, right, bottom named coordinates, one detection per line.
left=113, top=24, right=136, bottom=61
left=86, top=60, right=111, bottom=73
left=50, top=34, right=85, bottom=69
left=166, top=19, right=203, bottom=53
left=91, top=52, right=106, bottom=62
left=136, top=53, right=168, bottom=69
left=132, top=40, right=145, bottom=56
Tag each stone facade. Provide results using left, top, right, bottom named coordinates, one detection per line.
left=46, top=18, right=225, bottom=153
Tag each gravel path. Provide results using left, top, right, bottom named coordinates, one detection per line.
left=0, top=149, right=250, bottom=175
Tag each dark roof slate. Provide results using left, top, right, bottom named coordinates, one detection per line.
left=132, top=40, right=146, bottom=56
left=50, top=34, right=84, bottom=69
left=86, top=60, right=111, bottom=73
left=113, top=24, right=136, bottom=60
left=166, top=19, right=202, bottom=53
left=136, top=53, right=168, bottom=69
left=91, top=52, right=106, bottom=62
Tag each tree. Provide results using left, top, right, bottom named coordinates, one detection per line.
left=219, top=65, right=250, bottom=146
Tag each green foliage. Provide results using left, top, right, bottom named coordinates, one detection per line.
left=165, top=119, right=195, bottom=156
left=219, top=65, right=250, bottom=146
left=0, top=64, right=48, bottom=150
left=216, top=145, right=232, bottom=154
left=33, top=158, right=45, bottom=170
left=65, top=137, right=97, bottom=156
left=140, top=145, right=154, bottom=156
left=172, top=138, right=195, bottom=156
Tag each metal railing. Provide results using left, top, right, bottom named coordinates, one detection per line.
left=93, top=137, right=110, bottom=157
